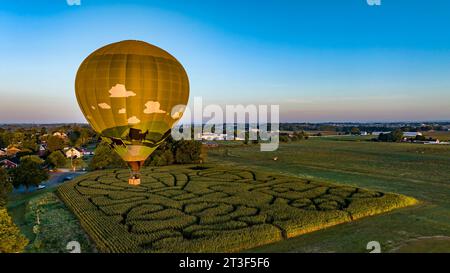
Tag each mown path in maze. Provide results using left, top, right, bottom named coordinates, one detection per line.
left=57, top=165, right=417, bottom=252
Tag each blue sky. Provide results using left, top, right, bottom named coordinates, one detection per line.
left=0, top=0, right=449, bottom=123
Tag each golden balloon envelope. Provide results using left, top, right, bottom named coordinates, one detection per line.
left=75, top=40, right=189, bottom=183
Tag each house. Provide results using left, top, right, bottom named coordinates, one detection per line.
left=65, top=147, right=83, bottom=158
left=0, top=159, right=18, bottom=169
left=53, top=131, right=67, bottom=138
left=360, top=131, right=368, bottom=136
left=38, top=144, right=48, bottom=157
left=6, top=146, right=21, bottom=157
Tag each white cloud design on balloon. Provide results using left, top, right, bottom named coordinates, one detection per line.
left=144, top=101, right=166, bottom=114
left=109, top=84, right=136, bottom=98
left=98, top=103, right=111, bottom=109
left=171, top=105, right=186, bottom=120
left=127, top=116, right=140, bottom=124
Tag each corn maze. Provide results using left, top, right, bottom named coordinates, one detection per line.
left=57, top=165, right=417, bottom=252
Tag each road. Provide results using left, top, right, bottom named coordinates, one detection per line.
left=12, top=171, right=86, bottom=194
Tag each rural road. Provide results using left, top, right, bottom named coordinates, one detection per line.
left=12, top=170, right=86, bottom=194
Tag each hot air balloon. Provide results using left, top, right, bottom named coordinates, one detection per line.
left=75, top=40, right=189, bottom=185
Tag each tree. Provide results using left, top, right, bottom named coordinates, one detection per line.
left=0, top=133, right=6, bottom=149
left=47, top=135, right=65, bottom=152
left=299, top=130, right=309, bottom=140
left=89, top=143, right=125, bottom=170
left=68, top=130, right=81, bottom=146
left=148, top=150, right=174, bottom=166
left=145, top=137, right=202, bottom=165
left=47, top=151, right=67, bottom=168
left=378, top=133, right=392, bottom=142
left=21, top=137, right=38, bottom=152
left=71, top=157, right=83, bottom=171
left=378, top=129, right=404, bottom=142
left=290, top=131, right=307, bottom=141
left=415, top=135, right=426, bottom=141
left=279, top=135, right=290, bottom=143
left=20, top=155, right=44, bottom=164
left=0, top=131, right=14, bottom=148
left=145, top=139, right=175, bottom=166
left=12, top=132, right=25, bottom=146
left=10, top=156, right=48, bottom=190
left=350, top=127, right=361, bottom=135
left=0, top=208, right=29, bottom=253
left=15, top=148, right=33, bottom=159
left=391, top=129, right=404, bottom=142
left=91, top=138, right=202, bottom=169
left=40, top=127, right=47, bottom=136
left=78, top=128, right=91, bottom=146
left=174, top=140, right=202, bottom=164
left=0, top=168, right=12, bottom=207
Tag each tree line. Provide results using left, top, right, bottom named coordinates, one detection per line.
left=89, top=136, right=204, bottom=170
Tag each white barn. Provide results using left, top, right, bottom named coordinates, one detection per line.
left=403, top=132, right=423, bottom=137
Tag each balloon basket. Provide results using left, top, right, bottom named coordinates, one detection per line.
left=127, top=161, right=144, bottom=186
left=128, top=177, right=141, bottom=185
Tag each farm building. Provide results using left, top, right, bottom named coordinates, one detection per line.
left=199, top=132, right=227, bottom=141
left=424, top=139, right=449, bottom=145
left=403, top=132, right=423, bottom=137
left=371, top=131, right=391, bottom=136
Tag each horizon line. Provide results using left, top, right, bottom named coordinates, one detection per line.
left=1, top=120, right=449, bottom=126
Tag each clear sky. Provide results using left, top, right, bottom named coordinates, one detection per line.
left=0, top=0, right=449, bottom=123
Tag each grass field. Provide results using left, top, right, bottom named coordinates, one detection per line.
left=422, top=130, right=450, bottom=141
left=57, top=165, right=415, bottom=252
left=7, top=189, right=94, bottom=253
left=208, top=137, right=450, bottom=252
